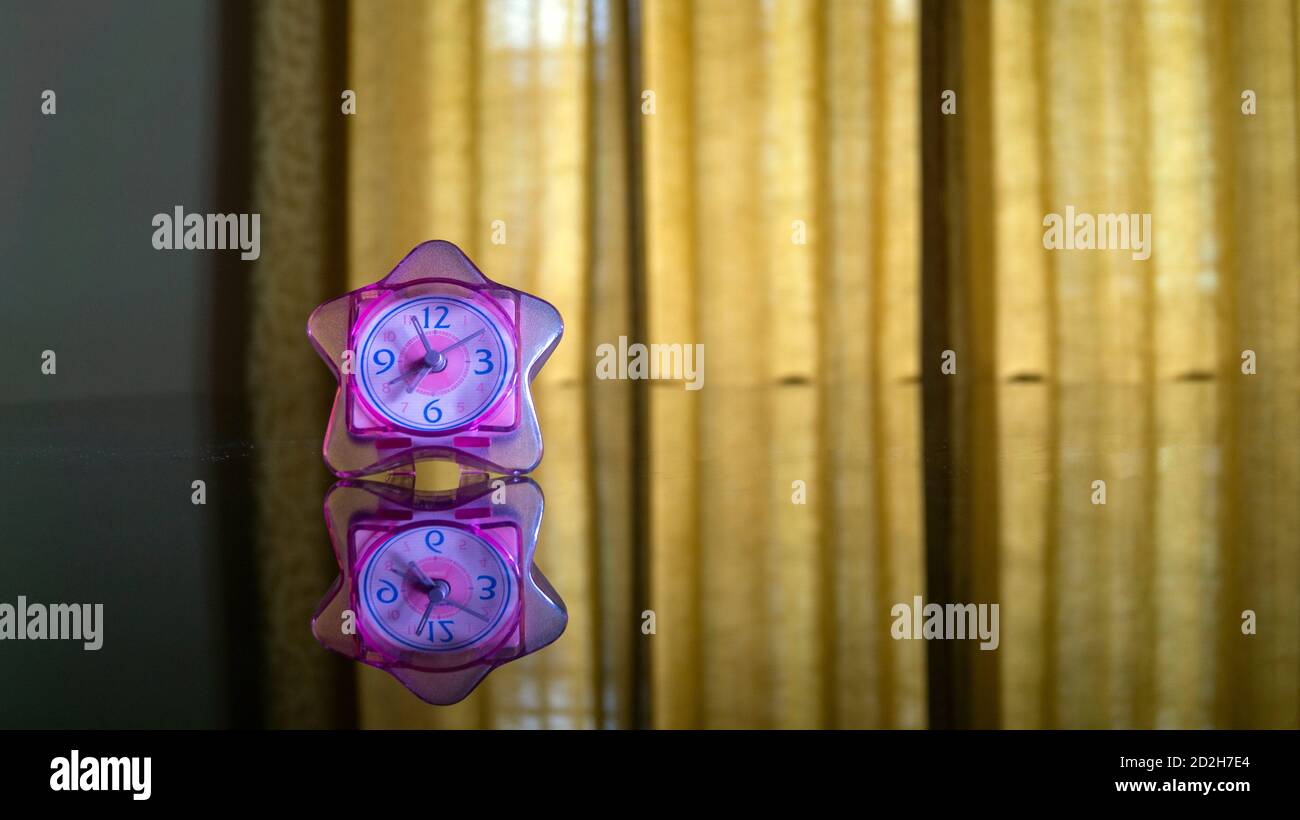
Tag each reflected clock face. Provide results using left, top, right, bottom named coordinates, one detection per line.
left=358, top=524, right=517, bottom=655
left=353, top=294, right=515, bottom=433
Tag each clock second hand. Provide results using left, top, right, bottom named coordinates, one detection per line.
left=406, top=560, right=437, bottom=588
left=386, top=361, right=430, bottom=391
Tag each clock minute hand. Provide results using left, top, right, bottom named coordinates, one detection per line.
left=434, top=329, right=485, bottom=357
left=442, top=597, right=490, bottom=623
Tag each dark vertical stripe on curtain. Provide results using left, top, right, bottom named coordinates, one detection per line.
left=211, top=0, right=261, bottom=729
left=248, top=0, right=355, bottom=729
left=919, top=0, right=961, bottom=730
left=621, top=0, right=653, bottom=731
left=919, top=0, right=1001, bottom=730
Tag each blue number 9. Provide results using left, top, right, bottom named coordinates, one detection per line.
left=376, top=580, right=398, bottom=604
left=373, top=349, right=395, bottom=374
left=474, top=349, right=494, bottom=375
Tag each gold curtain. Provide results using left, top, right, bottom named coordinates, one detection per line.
left=938, top=0, right=1300, bottom=728
left=346, top=0, right=629, bottom=728
left=339, top=0, right=925, bottom=729
left=642, top=0, right=926, bottom=728
left=250, top=0, right=1300, bottom=728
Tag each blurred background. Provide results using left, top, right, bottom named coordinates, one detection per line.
left=1, top=0, right=1296, bottom=729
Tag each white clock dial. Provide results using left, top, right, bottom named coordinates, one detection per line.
left=357, top=524, right=517, bottom=654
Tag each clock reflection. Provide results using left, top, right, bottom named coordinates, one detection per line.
left=310, top=473, right=565, bottom=706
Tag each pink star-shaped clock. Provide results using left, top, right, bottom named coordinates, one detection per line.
left=311, top=476, right=567, bottom=705
left=307, top=240, right=563, bottom=476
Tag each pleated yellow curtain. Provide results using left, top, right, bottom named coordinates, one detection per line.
left=962, top=0, right=1300, bottom=728
left=250, top=0, right=1300, bottom=729
left=642, top=0, right=925, bottom=728
left=341, top=0, right=925, bottom=729
left=346, top=0, right=627, bottom=729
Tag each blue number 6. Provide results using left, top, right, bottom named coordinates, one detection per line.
left=423, top=399, right=442, bottom=423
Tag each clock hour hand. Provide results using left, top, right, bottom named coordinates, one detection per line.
left=395, top=316, right=454, bottom=391
left=413, top=572, right=451, bottom=636
left=410, top=316, right=436, bottom=356
left=416, top=594, right=438, bottom=636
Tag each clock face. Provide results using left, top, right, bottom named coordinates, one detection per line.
left=357, top=524, right=517, bottom=655
left=353, top=294, right=515, bottom=433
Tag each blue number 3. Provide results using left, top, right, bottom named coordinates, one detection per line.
left=474, top=349, right=493, bottom=375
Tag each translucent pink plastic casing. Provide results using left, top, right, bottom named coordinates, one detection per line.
left=307, top=240, right=563, bottom=476
left=312, top=476, right=566, bottom=706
